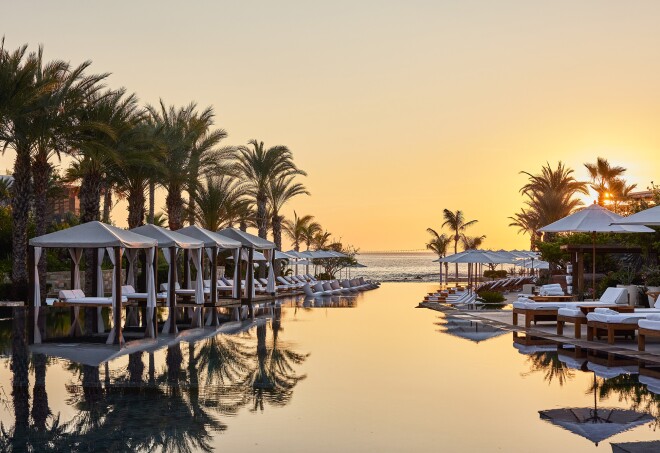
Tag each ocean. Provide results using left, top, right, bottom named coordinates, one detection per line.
left=352, top=252, right=473, bottom=283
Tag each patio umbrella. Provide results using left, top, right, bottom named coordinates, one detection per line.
left=440, top=250, right=511, bottom=291
left=539, top=204, right=653, bottom=297
left=611, top=205, right=660, bottom=226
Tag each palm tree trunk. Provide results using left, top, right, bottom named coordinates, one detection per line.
left=10, top=146, right=31, bottom=299
left=148, top=180, right=155, bottom=224
left=127, top=189, right=146, bottom=229
left=128, top=352, right=144, bottom=385
left=102, top=183, right=112, bottom=223
left=32, top=152, right=51, bottom=302
left=257, top=193, right=268, bottom=239
left=80, top=171, right=103, bottom=333
left=239, top=219, right=247, bottom=232
left=187, top=191, right=196, bottom=226
left=272, top=215, right=283, bottom=250
left=166, top=184, right=184, bottom=230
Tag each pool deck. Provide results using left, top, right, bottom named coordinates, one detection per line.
left=419, top=298, right=660, bottom=365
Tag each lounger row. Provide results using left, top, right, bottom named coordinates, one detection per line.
left=303, top=278, right=379, bottom=297
left=477, top=276, right=535, bottom=292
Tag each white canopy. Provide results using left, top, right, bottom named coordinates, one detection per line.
left=29, top=221, right=157, bottom=248
left=178, top=225, right=241, bottom=249
left=228, top=250, right=267, bottom=261
left=539, top=204, right=654, bottom=234
left=130, top=224, right=203, bottom=249
left=216, top=227, right=275, bottom=249
left=438, top=250, right=511, bottom=264
left=612, top=205, right=660, bottom=226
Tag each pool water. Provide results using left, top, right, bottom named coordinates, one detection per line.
left=1, top=282, right=659, bottom=452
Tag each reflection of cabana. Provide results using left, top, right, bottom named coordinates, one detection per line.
left=177, top=225, right=243, bottom=323
left=29, top=221, right=158, bottom=346
left=130, top=224, right=205, bottom=333
left=216, top=228, right=276, bottom=308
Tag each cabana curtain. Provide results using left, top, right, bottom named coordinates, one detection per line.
left=68, top=248, right=83, bottom=289
left=232, top=248, right=240, bottom=298
left=106, top=247, right=124, bottom=306
left=264, top=249, right=275, bottom=293
left=191, top=248, right=204, bottom=305
left=126, top=249, right=138, bottom=287
left=33, top=246, right=42, bottom=344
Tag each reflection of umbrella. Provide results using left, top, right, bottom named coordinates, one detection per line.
left=539, top=204, right=653, bottom=296
left=438, top=317, right=507, bottom=343
left=539, top=371, right=653, bottom=446
left=611, top=441, right=660, bottom=452
left=539, top=407, right=652, bottom=446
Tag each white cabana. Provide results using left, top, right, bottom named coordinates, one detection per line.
left=217, top=228, right=276, bottom=303
left=539, top=203, right=653, bottom=295
left=131, top=224, right=205, bottom=333
left=29, top=221, right=158, bottom=346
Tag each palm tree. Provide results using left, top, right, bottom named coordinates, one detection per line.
left=301, top=221, right=322, bottom=251
left=152, top=211, right=167, bottom=227
left=268, top=176, right=309, bottom=249
left=193, top=175, right=248, bottom=231
left=148, top=101, right=225, bottom=230
left=460, top=234, right=486, bottom=250
left=236, top=140, right=306, bottom=239
left=426, top=228, right=451, bottom=284
left=283, top=212, right=316, bottom=252
left=517, top=161, right=588, bottom=242
left=584, top=157, right=627, bottom=206
left=0, top=41, right=70, bottom=296
left=442, top=209, right=478, bottom=282
left=312, top=230, right=332, bottom=250
left=508, top=208, right=541, bottom=250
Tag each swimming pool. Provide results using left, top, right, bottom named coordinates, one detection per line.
left=1, top=282, right=659, bottom=451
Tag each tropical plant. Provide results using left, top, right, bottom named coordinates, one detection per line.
left=283, top=212, right=316, bottom=252
left=193, top=175, right=248, bottom=231
left=426, top=228, right=451, bottom=283
left=584, top=157, right=627, bottom=206
left=442, top=209, right=478, bottom=280
left=460, top=234, right=486, bottom=250
left=268, top=175, right=309, bottom=249
left=236, top=139, right=306, bottom=239
left=513, top=161, right=588, bottom=244
left=301, top=220, right=322, bottom=251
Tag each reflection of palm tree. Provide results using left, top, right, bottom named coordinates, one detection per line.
left=597, top=374, right=660, bottom=429
left=523, top=351, right=575, bottom=386
left=32, top=353, right=50, bottom=430
left=247, top=314, right=309, bottom=412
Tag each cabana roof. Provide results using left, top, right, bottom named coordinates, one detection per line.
left=29, top=221, right=157, bottom=249
left=178, top=225, right=241, bottom=249
left=217, top=227, right=275, bottom=249
left=130, top=224, right=203, bottom=249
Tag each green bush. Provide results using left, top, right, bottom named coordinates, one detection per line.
left=477, top=290, right=506, bottom=303
left=483, top=270, right=507, bottom=280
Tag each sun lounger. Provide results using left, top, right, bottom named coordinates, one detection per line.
left=586, top=308, right=660, bottom=344
left=637, top=314, right=660, bottom=351
left=122, top=285, right=167, bottom=303
left=57, top=289, right=127, bottom=306
left=303, top=283, right=330, bottom=298
left=556, top=288, right=629, bottom=338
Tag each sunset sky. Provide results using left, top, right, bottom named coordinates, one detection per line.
left=3, top=1, right=660, bottom=251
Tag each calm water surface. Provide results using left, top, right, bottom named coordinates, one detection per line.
left=1, top=282, right=660, bottom=451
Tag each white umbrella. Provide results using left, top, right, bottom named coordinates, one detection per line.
left=440, top=250, right=511, bottom=291
left=612, top=205, right=660, bottom=226
left=539, top=204, right=654, bottom=296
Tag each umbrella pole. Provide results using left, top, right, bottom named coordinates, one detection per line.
left=592, top=232, right=596, bottom=300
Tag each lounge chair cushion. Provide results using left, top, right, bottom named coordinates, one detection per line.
left=557, top=307, right=585, bottom=318
left=58, top=290, right=76, bottom=300
left=639, top=319, right=660, bottom=331
left=586, top=312, right=648, bottom=324
left=123, top=285, right=136, bottom=294
left=647, top=314, right=660, bottom=321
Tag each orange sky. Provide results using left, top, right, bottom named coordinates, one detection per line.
left=3, top=1, right=660, bottom=251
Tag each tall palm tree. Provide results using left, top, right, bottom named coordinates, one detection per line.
left=460, top=234, right=486, bottom=250
left=312, top=230, right=332, bottom=250
left=147, top=101, right=224, bottom=230
left=584, top=157, right=627, bottom=206
left=268, top=176, right=309, bottom=249
left=517, top=161, right=588, bottom=242
left=283, top=212, right=316, bottom=252
left=236, top=140, right=306, bottom=239
left=442, top=209, right=477, bottom=282
left=193, top=175, right=248, bottom=231
left=0, top=41, right=74, bottom=296
left=426, top=228, right=451, bottom=284
left=300, top=221, right=322, bottom=251
left=508, top=208, right=541, bottom=250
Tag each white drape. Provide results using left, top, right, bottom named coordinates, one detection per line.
left=145, top=246, right=156, bottom=338
left=68, top=248, right=83, bottom=289
left=265, top=249, right=275, bottom=293
left=191, top=248, right=204, bottom=305
left=33, top=247, right=43, bottom=344
left=96, top=248, right=106, bottom=333
left=232, top=248, right=240, bottom=298
left=126, top=248, right=138, bottom=287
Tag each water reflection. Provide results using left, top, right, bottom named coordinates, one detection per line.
left=436, top=315, right=508, bottom=343
left=1, top=306, right=308, bottom=451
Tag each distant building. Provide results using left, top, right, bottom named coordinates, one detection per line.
left=629, top=190, right=655, bottom=202
left=51, top=183, right=80, bottom=220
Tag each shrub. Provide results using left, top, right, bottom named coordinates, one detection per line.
left=476, top=290, right=506, bottom=304
left=483, top=270, right=507, bottom=280
left=641, top=265, right=660, bottom=287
